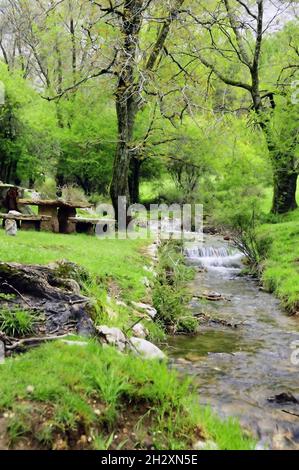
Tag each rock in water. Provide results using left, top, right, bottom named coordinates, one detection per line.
left=129, top=337, right=166, bottom=360
left=268, top=392, right=298, bottom=404
left=5, top=219, right=17, bottom=236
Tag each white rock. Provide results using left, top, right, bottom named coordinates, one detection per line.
left=5, top=219, right=17, bottom=236
left=97, top=326, right=127, bottom=352
left=131, top=302, right=157, bottom=319
left=141, top=277, right=151, bottom=287
left=132, top=323, right=148, bottom=339
left=129, top=337, right=166, bottom=360
left=26, top=385, right=35, bottom=394
left=8, top=210, right=22, bottom=216
left=193, top=440, right=219, bottom=450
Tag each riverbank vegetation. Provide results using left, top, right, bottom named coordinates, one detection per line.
left=258, top=209, right=299, bottom=314
left=0, top=0, right=298, bottom=451
left=0, top=231, right=254, bottom=450
left=0, top=340, right=254, bottom=450
left=153, top=241, right=197, bottom=334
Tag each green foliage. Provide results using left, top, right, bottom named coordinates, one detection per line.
left=233, top=211, right=273, bottom=273
left=153, top=241, right=197, bottom=333
left=208, top=116, right=270, bottom=226
left=0, top=307, right=36, bottom=337
left=61, top=184, right=89, bottom=205
left=258, top=209, right=299, bottom=313
left=54, top=92, right=116, bottom=194
left=0, top=62, right=58, bottom=185
left=36, top=178, right=57, bottom=199
left=0, top=340, right=255, bottom=450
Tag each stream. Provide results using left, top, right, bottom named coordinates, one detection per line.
left=167, top=235, right=299, bottom=450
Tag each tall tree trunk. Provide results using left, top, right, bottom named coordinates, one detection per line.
left=54, top=39, right=65, bottom=187
left=271, top=154, right=298, bottom=213
left=263, top=119, right=298, bottom=214
left=110, top=0, right=143, bottom=221
left=110, top=0, right=184, bottom=220
left=129, top=156, right=142, bottom=204
left=110, top=92, right=136, bottom=222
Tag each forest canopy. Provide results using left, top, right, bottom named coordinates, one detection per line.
left=0, top=0, right=298, bottom=217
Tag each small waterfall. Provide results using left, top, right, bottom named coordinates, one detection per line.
left=185, top=245, right=243, bottom=270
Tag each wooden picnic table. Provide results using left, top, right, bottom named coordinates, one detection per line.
left=18, top=199, right=92, bottom=234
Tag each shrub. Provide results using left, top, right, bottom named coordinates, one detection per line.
left=0, top=307, right=36, bottom=337
left=36, top=178, right=57, bottom=199
left=232, top=210, right=272, bottom=272
left=61, top=184, right=89, bottom=205
left=153, top=241, right=196, bottom=333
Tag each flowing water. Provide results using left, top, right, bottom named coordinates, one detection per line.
left=167, top=236, right=299, bottom=449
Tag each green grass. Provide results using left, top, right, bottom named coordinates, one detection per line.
left=258, top=208, right=299, bottom=313
left=0, top=231, right=150, bottom=302
left=0, top=229, right=256, bottom=449
left=0, top=340, right=255, bottom=450
left=0, top=307, right=37, bottom=337
left=0, top=229, right=162, bottom=339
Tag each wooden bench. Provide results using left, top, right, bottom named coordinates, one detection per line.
left=0, top=213, right=52, bottom=231
left=68, top=217, right=116, bottom=236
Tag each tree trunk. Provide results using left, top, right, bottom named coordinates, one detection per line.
left=129, top=157, right=142, bottom=204
left=110, top=95, right=134, bottom=224
left=109, top=1, right=143, bottom=222
left=260, top=113, right=297, bottom=215
left=272, top=165, right=298, bottom=214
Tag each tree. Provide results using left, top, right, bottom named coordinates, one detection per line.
left=182, top=0, right=299, bottom=213
left=0, top=62, right=58, bottom=185
left=99, top=0, right=185, bottom=217
left=0, top=0, right=117, bottom=186
left=0, top=0, right=196, bottom=214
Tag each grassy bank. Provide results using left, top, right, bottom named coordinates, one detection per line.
left=0, top=231, right=150, bottom=302
left=0, top=230, right=255, bottom=449
left=258, top=208, right=299, bottom=314
left=0, top=340, right=254, bottom=450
